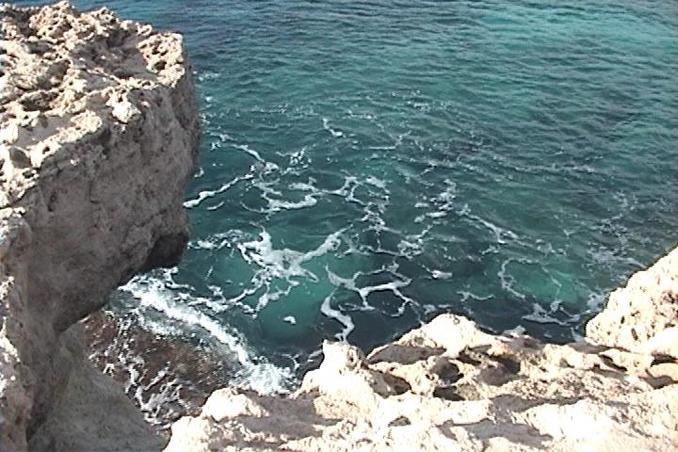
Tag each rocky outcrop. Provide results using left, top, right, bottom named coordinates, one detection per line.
left=2, top=2, right=676, bottom=452
left=166, top=248, right=678, bottom=451
left=587, top=247, right=678, bottom=358
left=0, top=2, right=199, bottom=450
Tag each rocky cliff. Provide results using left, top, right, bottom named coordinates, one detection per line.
left=166, top=248, right=678, bottom=451
left=1, top=2, right=676, bottom=452
left=0, top=2, right=199, bottom=450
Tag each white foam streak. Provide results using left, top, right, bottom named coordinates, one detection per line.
left=320, top=295, right=355, bottom=341
left=326, top=268, right=412, bottom=314
left=468, top=213, right=517, bottom=244
left=254, top=179, right=320, bottom=213
left=120, top=277, right=292, bottom=394
left=233, top=143, right=265, bottom=162
left=322, top=117, right=344, bottom=137
left=267, top=193, right=318, bottom=211
left=239, top=230, right=342, bottom=280
left=498, top=258, right=526, bottom=300
left=235, top=230, right=343, bottom=311
left=522, top=303, right=569, bottom=326
left=365, top=176, right=387, bottom=189
left=184, top=174, right=252, bottom=208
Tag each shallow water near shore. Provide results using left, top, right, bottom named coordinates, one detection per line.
left=17, top=0, right=678, bottom=413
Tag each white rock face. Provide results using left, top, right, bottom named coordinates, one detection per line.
left=166, top=252, right=678, bottom=451
left=0, top=2, right=199, bottom=450
left=587, top=247, right=678, bottom=358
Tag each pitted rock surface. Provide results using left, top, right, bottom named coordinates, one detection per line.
left=0, top=2, right=199, bottom=450
left=587, top=247, right=678, bottom=358
left=1, top=2, right=676, bottom=452
left=166, top=254, right=678, bottom=451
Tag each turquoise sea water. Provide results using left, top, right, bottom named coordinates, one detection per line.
left=17, top=1, right=678, bottom=392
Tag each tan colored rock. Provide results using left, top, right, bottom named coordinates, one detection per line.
left=202, top=388, right=270, bottom=422
left=0, top=2, right=199, bottom=450
left=164, top=247, right=678, bottom=450
left=648, top=362, right=678, bottom=383
left=2, top=3, right=677, bottom=452
left=642, top=327, right=678, bottom=359
left=598, top=348, right=655, bottom=374
left=27, top=326, right=165, bottom=452
left=586, top=247, right=678, bottom=354
left=166, top=308, right=678, bottom=451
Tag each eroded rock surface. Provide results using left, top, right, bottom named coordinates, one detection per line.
left=167, top=250, right=678, bottom=451
left=587, top=247, right=678, bottom=358
left=0, top=2, right=199, bottom=450
left=1, top=2, right=676, bottom=452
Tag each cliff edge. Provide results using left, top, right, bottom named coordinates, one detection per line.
left=0, top=2, right=199, bottom=450
left=166, top=248, right=678, bottom=451
left=1, top=2, right=676, bottom=452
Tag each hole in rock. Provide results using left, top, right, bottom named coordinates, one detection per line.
left=433, top=386, right=465, bottom=401
left=381, top=372, right=412, bottom=395
left=388, top=416, right=411, bottom=427
left=434, top=360, right=462, bottom=385
left=492, top=355, right=521, bottom=375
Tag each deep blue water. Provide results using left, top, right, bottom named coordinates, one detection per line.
left=16, top=0, right=678, bottom=392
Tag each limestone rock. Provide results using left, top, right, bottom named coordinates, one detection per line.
left=2, top=2, right=676, bottom=452
left=586, top=247, right=678, bottom=354
left=0, top=2, right=199, bottom=450
left=166, top=305, right=678, bottom=451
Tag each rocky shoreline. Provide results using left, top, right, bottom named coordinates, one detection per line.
left=166, top=249, right=678, bottom=451
left=1, top=3, right=676, bottom=451
left=82, top=309, right=233, bottom=428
